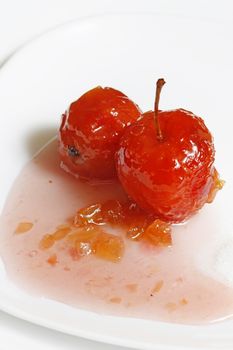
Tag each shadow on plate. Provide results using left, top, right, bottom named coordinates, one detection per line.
left=26, top=126, right=57, bottom=157
left=0, top=309, right=119, bottom=350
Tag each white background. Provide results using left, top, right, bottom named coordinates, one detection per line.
left=0, top=1, right=233, bottom=349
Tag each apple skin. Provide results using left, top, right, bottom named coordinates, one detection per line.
left=115, top=109, right=216, bottom=223
left=59, top=86, right=141, bottom=180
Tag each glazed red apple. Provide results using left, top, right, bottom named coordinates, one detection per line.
left=115, top=79, right=222, bottom=223
left=59, top=86, right=141, bottom=180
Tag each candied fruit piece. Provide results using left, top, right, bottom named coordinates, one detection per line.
left=92, top=232, right=124, bottom=262
left=52, top=226, right=71, bottom=241
left=143, top=219, right=172, bottom=247
left=125, top=284, right=138, bottom=292
left=126, top=215, right=152, bottom=241
left=39, top=234, right=55, bottom=249
left=74, top=204, right=104, bottom=226
left=67, top=226, right=101, bottom=245
left=151, top=280, right=164, bottom=294
left=109, top=297, right=122, bottom=304
left=101, top=200, right=123, bottom=224
left=15, top=222, right=33, bottom=234
left=180, top=298, right=188, bottom=306
left=47, top=254, right=58, bottom=266
left=67, top=226, right=105, bottom=258
left=75, top=241, right=92, bottom=256
left=207, top=168, right=225, bottom=203
left=127, top=225, right=144, bottom=240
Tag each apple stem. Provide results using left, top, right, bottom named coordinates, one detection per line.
left=154, top=78, right=166, bottom=141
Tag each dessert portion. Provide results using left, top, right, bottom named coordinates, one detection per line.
left=116, top=80, right=223, bottom=223
left=0, top=79, right=228, bottom=325
left=51, top=79, right=224, bottom=261
left=59, top=86, right=141, bottom=180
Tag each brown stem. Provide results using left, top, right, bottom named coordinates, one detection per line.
left=154, top=78, right=166, bottom=141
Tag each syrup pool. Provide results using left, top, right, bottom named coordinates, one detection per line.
left=0, top=139, right=233, bottom=325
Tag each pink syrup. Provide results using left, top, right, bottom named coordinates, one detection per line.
left=0, top=139, right=233, bottom=324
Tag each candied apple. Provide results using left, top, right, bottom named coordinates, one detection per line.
left=59, top=86, right=141, bottom=180
left=115, top=79, right=223, bottom=223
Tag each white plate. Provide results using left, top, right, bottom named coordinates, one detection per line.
left=0, top=13, right=233, bottom=350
